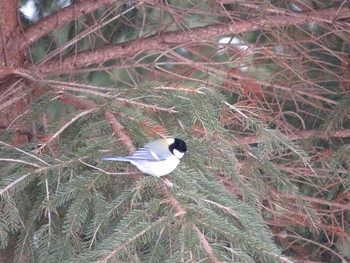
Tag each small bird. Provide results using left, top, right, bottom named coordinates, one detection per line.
left=101, top=138, right=187, bottom=177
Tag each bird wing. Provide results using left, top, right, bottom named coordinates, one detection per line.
left=143, top=139, right=173, bottom=160
left=100, top=156, right=128, bottom=161
left=127, top=147, right=166, bottom=162
left=101, top=148, right=160, bottom=162
left=101, top=139, right=171, bottom=162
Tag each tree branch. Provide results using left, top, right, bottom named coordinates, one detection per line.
left=21, top=0, right=124, bottom=49
left=37, top=6, right=350, bottom=75
left=193, top=225, right=219, bottom=263
left=237, top=129, right=350, bottom=145
left=59, top=92, right=135, bottom=152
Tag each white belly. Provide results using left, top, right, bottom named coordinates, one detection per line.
left=130, top=155, right=180, bottom=177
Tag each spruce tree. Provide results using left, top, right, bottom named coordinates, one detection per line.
left=1, top=1, right=350, bottom=262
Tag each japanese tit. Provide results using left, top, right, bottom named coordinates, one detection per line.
left=101, top=138, right=187, bottom=177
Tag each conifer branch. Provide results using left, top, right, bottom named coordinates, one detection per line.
left=104, top=112, right=136, bottom=152
left=0, top=158, right=41, bottom=168
left=153, top=85, right=205, bottom=94
left=0, top=80, right=29, bottom=113
left=164, top=190, right=186, bottom=218
left=226, top=102, right=316, bottom=173
left=21, top=0, right=127, bottom=49
left=48, top=81, right=178, bottom=113
left=59, top=92, right=136, bottom=152
left=0, top=141, right=48, bottom=165
left=0, top=157, right=86, bottom=196
left=273, top=191, right=350, bottom=210
left=237, top=129, right=350, bottom=145
left=37, top=6, right=350, bottom=75
left=44, top=80, right=116, bottom=92
left=36, top=2, right=144, bottom=66
left=286, top=232, right=347, bottom=263
left=34, top=108, right=98, bottom=154
left=99, top=216, right=170, bottom=263
left=48, top=84, right=178, bottom=113
left=194, top=225, right=219, bottom=263
left=0, top=171, right=34, bottom=196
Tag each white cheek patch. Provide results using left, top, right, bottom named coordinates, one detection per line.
left=173, top=149, right=185, bottom=159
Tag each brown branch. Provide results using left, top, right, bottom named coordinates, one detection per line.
left=104, top=111, right=136, bottom=152
left=36, top=2, right=144, bottom=66
left=37, top=6, right=350, bottom=75
left=34, top=108, right=98, bottom=154
left=272, top=191, right=349, bottom=210
left=59, top=92, right=135, bottom=152
left=0, top=66, right=39, bottom=81
left=45, top=82, right=177, bottom=113
left=193, top=225, right=219, bottom=263
left=237, top=129, right=350, bottom=145
left=164, top=190, right=186, bottom=218
left=21, top=0, right=124, bottom=49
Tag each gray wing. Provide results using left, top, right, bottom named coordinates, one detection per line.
left=126, top=147, right=165, bottom=161
left=100, top=156, right=129, bottom=161
left=142, top=139, right=173, bottom=160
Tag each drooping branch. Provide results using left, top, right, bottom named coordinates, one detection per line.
left=237, top=129, right=350, bottom=145
left=59, top=92, right=136, bottom=152
left=37, top=6, right=350, bottom=75
left=193, top=225, right=219, bottom=263
left=20, top=0, right=124, bottom=50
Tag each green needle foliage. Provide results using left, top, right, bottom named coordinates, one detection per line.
left=0, top=87, right=297, bottom=262
left=1, top=0, right=349, bottom=262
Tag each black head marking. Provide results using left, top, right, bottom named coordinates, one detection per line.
left=169, top=138, right=187, bottom=155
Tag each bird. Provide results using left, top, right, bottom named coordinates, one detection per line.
left=101, top=138, right=187, bottom=177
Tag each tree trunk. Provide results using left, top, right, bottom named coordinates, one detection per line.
left=0, top=0, right=30, bottom=146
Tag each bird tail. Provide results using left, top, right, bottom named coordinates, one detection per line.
left=100, top=156, right=129, bottom=161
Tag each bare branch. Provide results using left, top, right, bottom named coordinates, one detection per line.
left=34, top=108, right=98, bottom=154
left=237, top=129, right=350, bottom=145
left=21, top=0, right=125, bottom=49
left=59, top=92, right=136, bottom=152
left=38, top=6, right=350, bottom=75
left=193, top=225, right=219, bottom=263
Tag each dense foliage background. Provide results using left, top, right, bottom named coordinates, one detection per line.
left=1, top=0, right=350, bottom=262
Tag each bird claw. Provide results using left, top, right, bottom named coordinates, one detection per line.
left=161, top=177, right=175, bottom=189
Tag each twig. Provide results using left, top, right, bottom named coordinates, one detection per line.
left=0, top=158, right=41, bottom=168
left=59, top=92, right=135, bottom=152
left=273, top=191, right=349, bottom=210
left=37, top=2, right=143, bottom=66
left=237, top=129, right=350, bottom=145
left=164, top=190, right=186, bottom=218
left=34, top=108, right=98, bottom=153
left=0, top=140, right=48, bottom=165
left=38, top=6, right=350, bottom=75
left=287, top=231, right=347, bottom=263
left=104, top=112, right=136, bottom=152
left=22, top=0, right=126, bottom=49
left=193, top=225, right=219, bottom=263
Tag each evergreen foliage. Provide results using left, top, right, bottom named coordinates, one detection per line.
left=0, top=0, right=349, bottom=262
left=1, top=88, right=293, bottom=262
